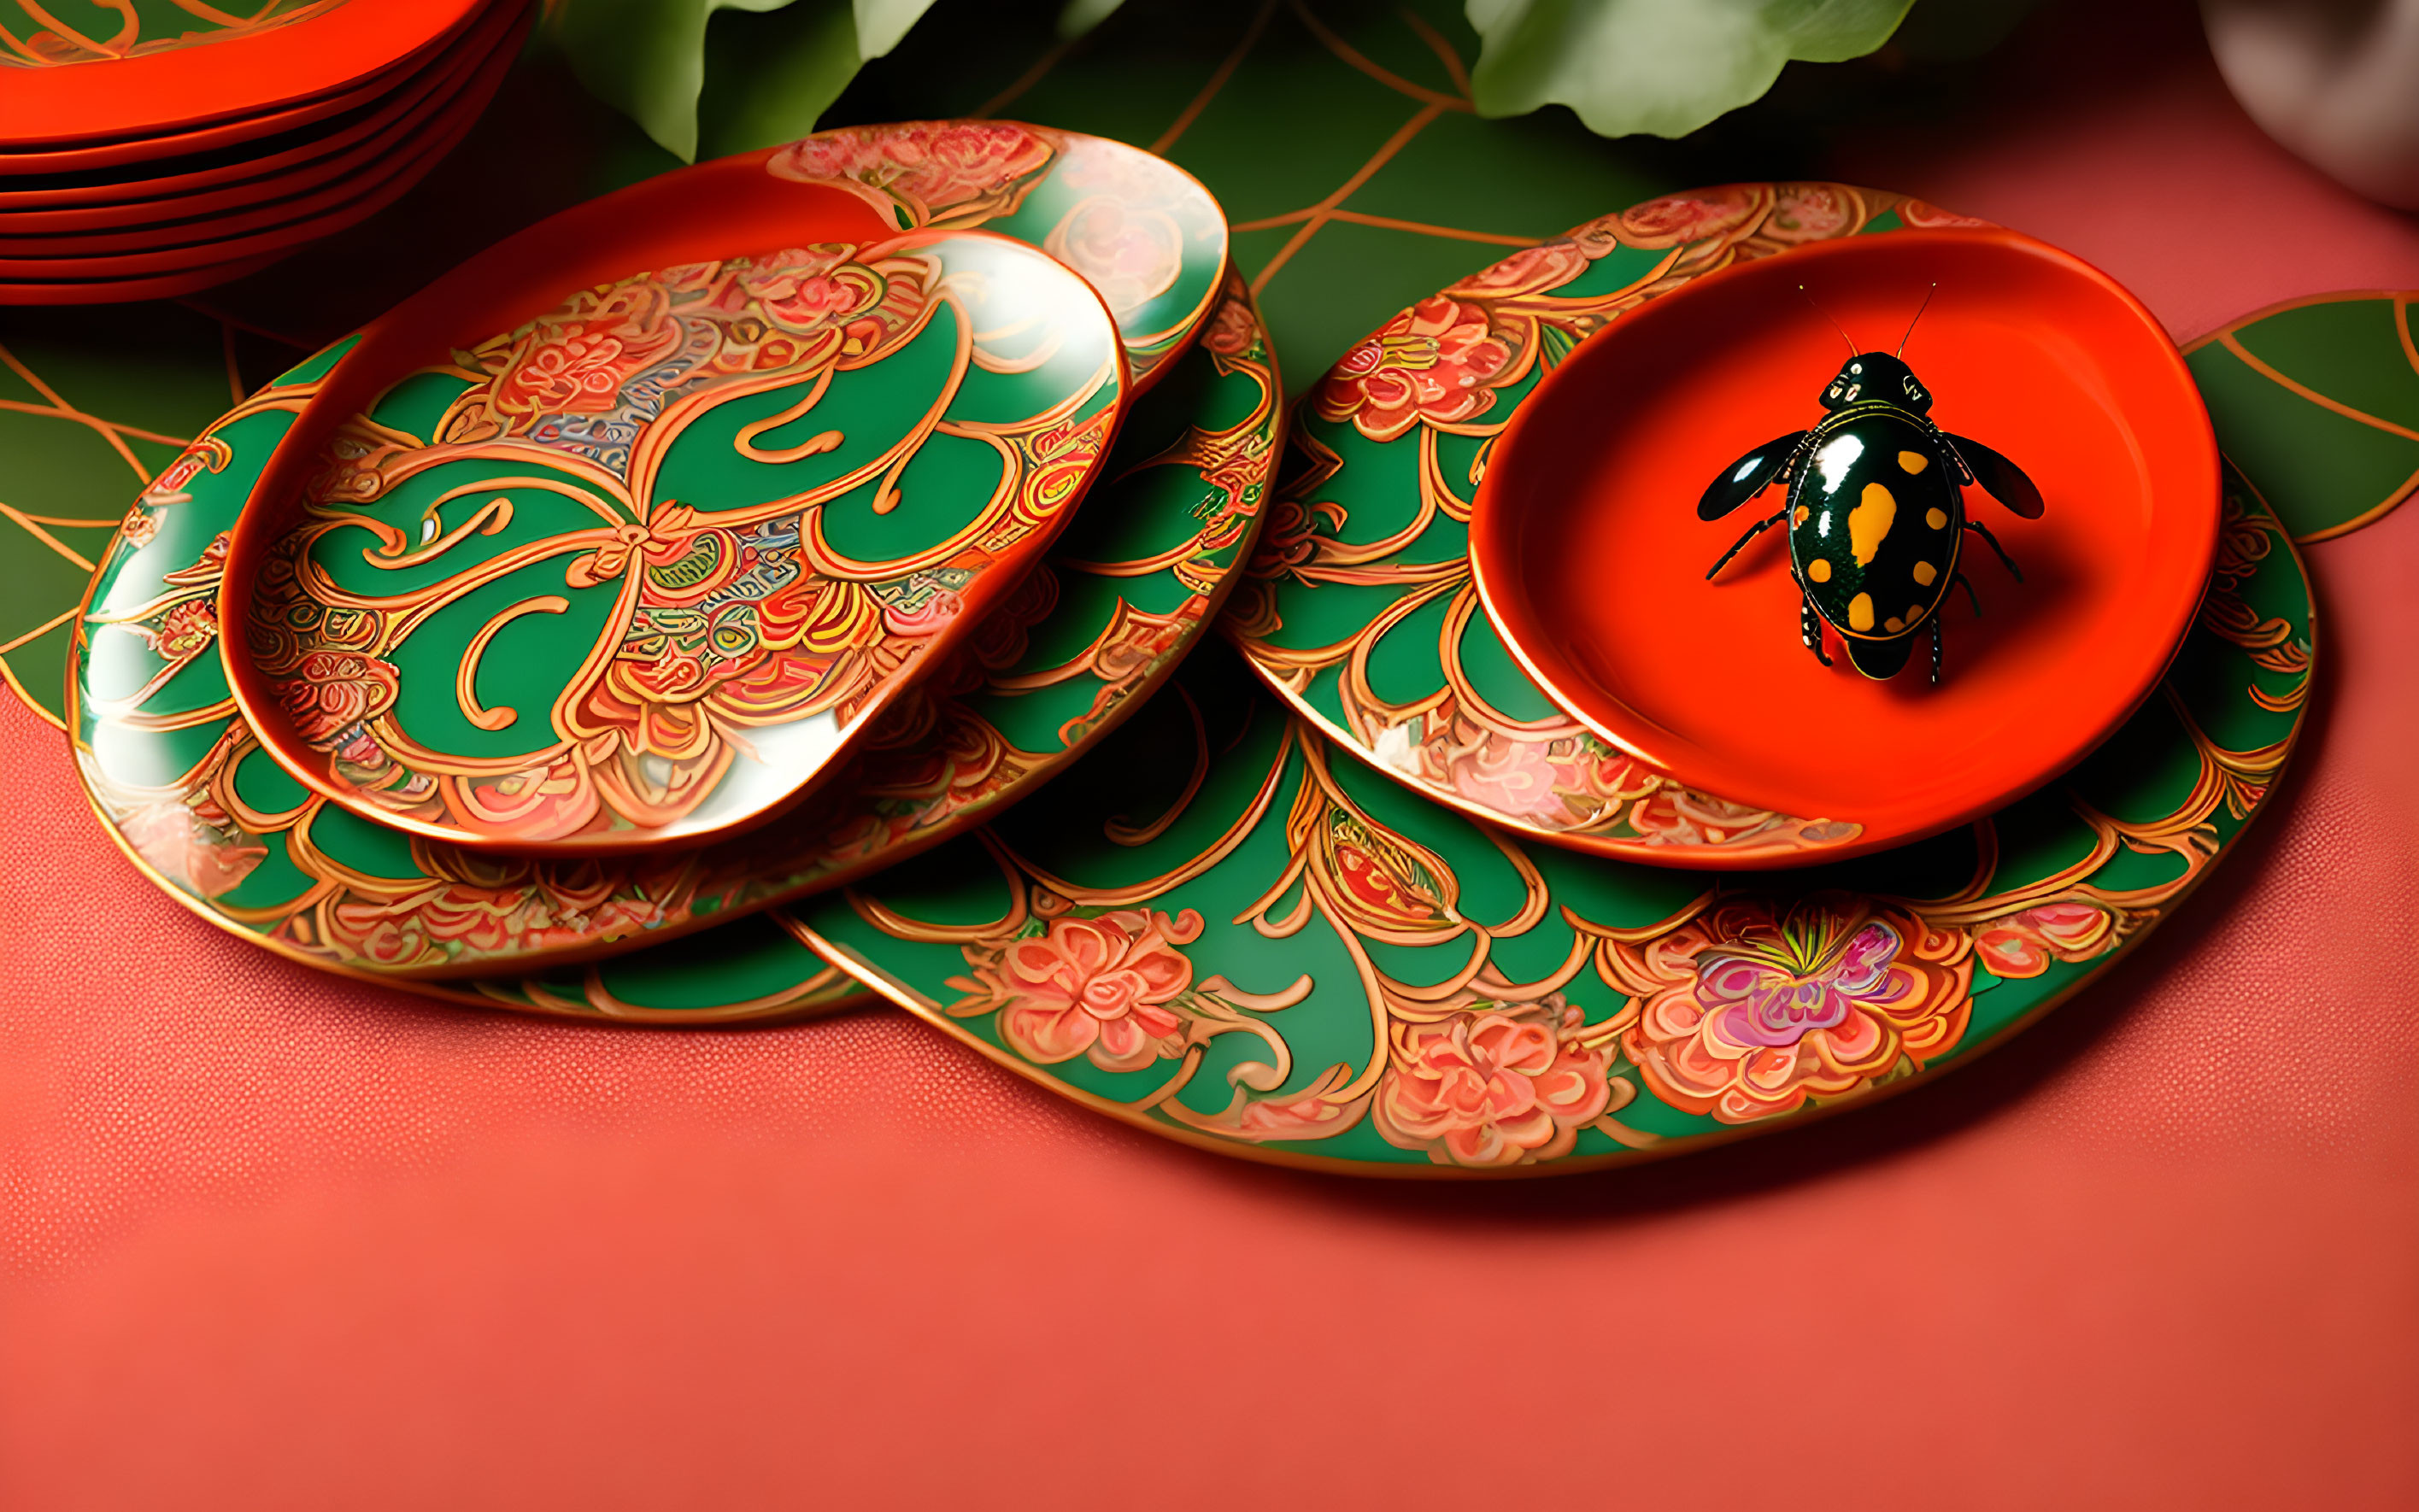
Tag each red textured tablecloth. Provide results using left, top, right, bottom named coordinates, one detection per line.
left=6, top=11, right=2418, bottom=1509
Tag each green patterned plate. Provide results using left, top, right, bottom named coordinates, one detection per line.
left=1227, top=181, right=2079, bottom=865
left=796, top=466, right=2308, bottom=1173
left=219, top=155, right=1130, bottom=855
left=69, top=269, right=1277, bottom=995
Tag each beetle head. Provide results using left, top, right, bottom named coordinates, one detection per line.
left=1821, top=352, right=1931, bottom=413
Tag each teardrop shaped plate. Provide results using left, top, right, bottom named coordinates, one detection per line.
left=220, top=155, right=1131, bottom=854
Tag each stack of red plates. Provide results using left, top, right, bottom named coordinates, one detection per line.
left=0, top=0, right=530, bottom=305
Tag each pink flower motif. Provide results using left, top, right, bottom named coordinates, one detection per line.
left=273, top=650, right=400, bottom=749
left=1614, top=897, right=1973, bottom=1123
left=1974, top=902, right=2113, bottom=978
left=494, top=288, right=683, bottom=417
left=1447, top=241, right=1588, bottom=300
left=1759, top=183, right=1861, bottom=243
left=1200, top=294, right=1257, bottom=356
left=1628, top=787, right=1785, bottom=847
left=1443, top=731, right=1569, bottom=822
left=1314, top=295, right=1516, bottom=442
left=882, top=588, right=963, bottom=637
left=1374, top=997, right=1613, bottom=1167
left=1615, top=185, right=1762, bottom=249
left=120, top=798, right=265, bottom=900
left=968, top=908, right=1207, bottom=1072
left=1897, top=198, right=1991, bottom=230
left=735, top=246, right=868, bottom=331
left=768, top=123, right=1054, bottom=226
left=1045, top=198, right=1183, bottom=316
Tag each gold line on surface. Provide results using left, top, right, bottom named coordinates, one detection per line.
left=0, top=501, right=98, bottom=571
left=219, top=319, right=244, bottom=405
left=175, top=296, right=308, bottom=351
left=1397, top=6, right=1473, bottom=98
left=456, top=595, right=569, bottom=731
left=1249, top=102, right=1446, bottom=295
left=1324, top=208, right=1535, bottom=244
left=1151, top=0, right=1278, bottom=154
left=1291, top=0, right=1471, bottom=111
left=2294, top=456, right=2419, bottom=543
left=0, top=650, right=67, bottom=729
left=0, top=604, right=77, bottom=656
left=2214, top=330, right=2419, bottom=442
left=973, top=33, right=1081, bottom=119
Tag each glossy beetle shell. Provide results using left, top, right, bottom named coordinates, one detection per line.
left=1788, top=410, right=1964, bottom=646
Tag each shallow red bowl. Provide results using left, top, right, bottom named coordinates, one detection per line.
left=1469, top=226, right=2218, bottom=858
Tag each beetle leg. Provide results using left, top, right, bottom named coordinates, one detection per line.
left=1953, top=571, right=1984, bottom=618
left=1929, top=614, right=1943, bottom=686
left=1800, top=594, right=1833, bottom=667
left=1963, top=519, right=2023, bottom=582
left=1706, top=506, right=1791, bottom=580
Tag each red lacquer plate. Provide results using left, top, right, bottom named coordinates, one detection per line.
left=1469, top=226, right=2218, bottom=857
left=0, top=108, right=484, bottom=281
left=0, top=0, right=486, bottom=149
left=0, top=32, right=514, bottom=255
left=0, top=249, right=281, bottom=304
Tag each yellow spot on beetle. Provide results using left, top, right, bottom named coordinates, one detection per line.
left=1847, top=592, right=1875, bottom=632
left=1912, top=560, right=1937, bottom=586
left=1807, top=557, right=1832, bottom=583
left=1794, top=505, right=1810, bottom=525
left=1884, top=615, right=1905, bottom=633
left=1925, top=507, right=1948, bottom=530
left=1899, top=450, right=1929, bottom=473
left=1849, top=483, right=1897, bottom=566
left=1909, top=603, right=1926, bottom=625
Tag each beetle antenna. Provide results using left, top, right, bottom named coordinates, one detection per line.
left=1897, top=283, right=1938, bottom=356
left=1800, top=284, right=1857, bottom=359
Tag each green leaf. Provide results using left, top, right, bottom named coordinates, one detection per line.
left=553, top=0, right=798, bottom=161
left=696, top=0, right=861, bottom=160
left=1464, top=0, right=1918, bottom=138
left=854, top=0, right=939, bottom=56
left=555, top=0, right=940, bottom=161
left=2184, top=292, right=2419, bottom=542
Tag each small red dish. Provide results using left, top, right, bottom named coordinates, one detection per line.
left=1469, top=226, right=2218, bottom=859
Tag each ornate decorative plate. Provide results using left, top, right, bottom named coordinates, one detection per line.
left=798, top=466, right=2308, bottom=1173
left=0, top=0, right=484, bottom=147
left=69, top=269, right=1275, bottom=991
left=1467, top=225, right=2216, bottom=864
left=1230, top=182, right=2146, bottom=867
left=220, top=214, right=1126, bottom=853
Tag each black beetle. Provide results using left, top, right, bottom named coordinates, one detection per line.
left=1698, top=291, right=2043, bottom=683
